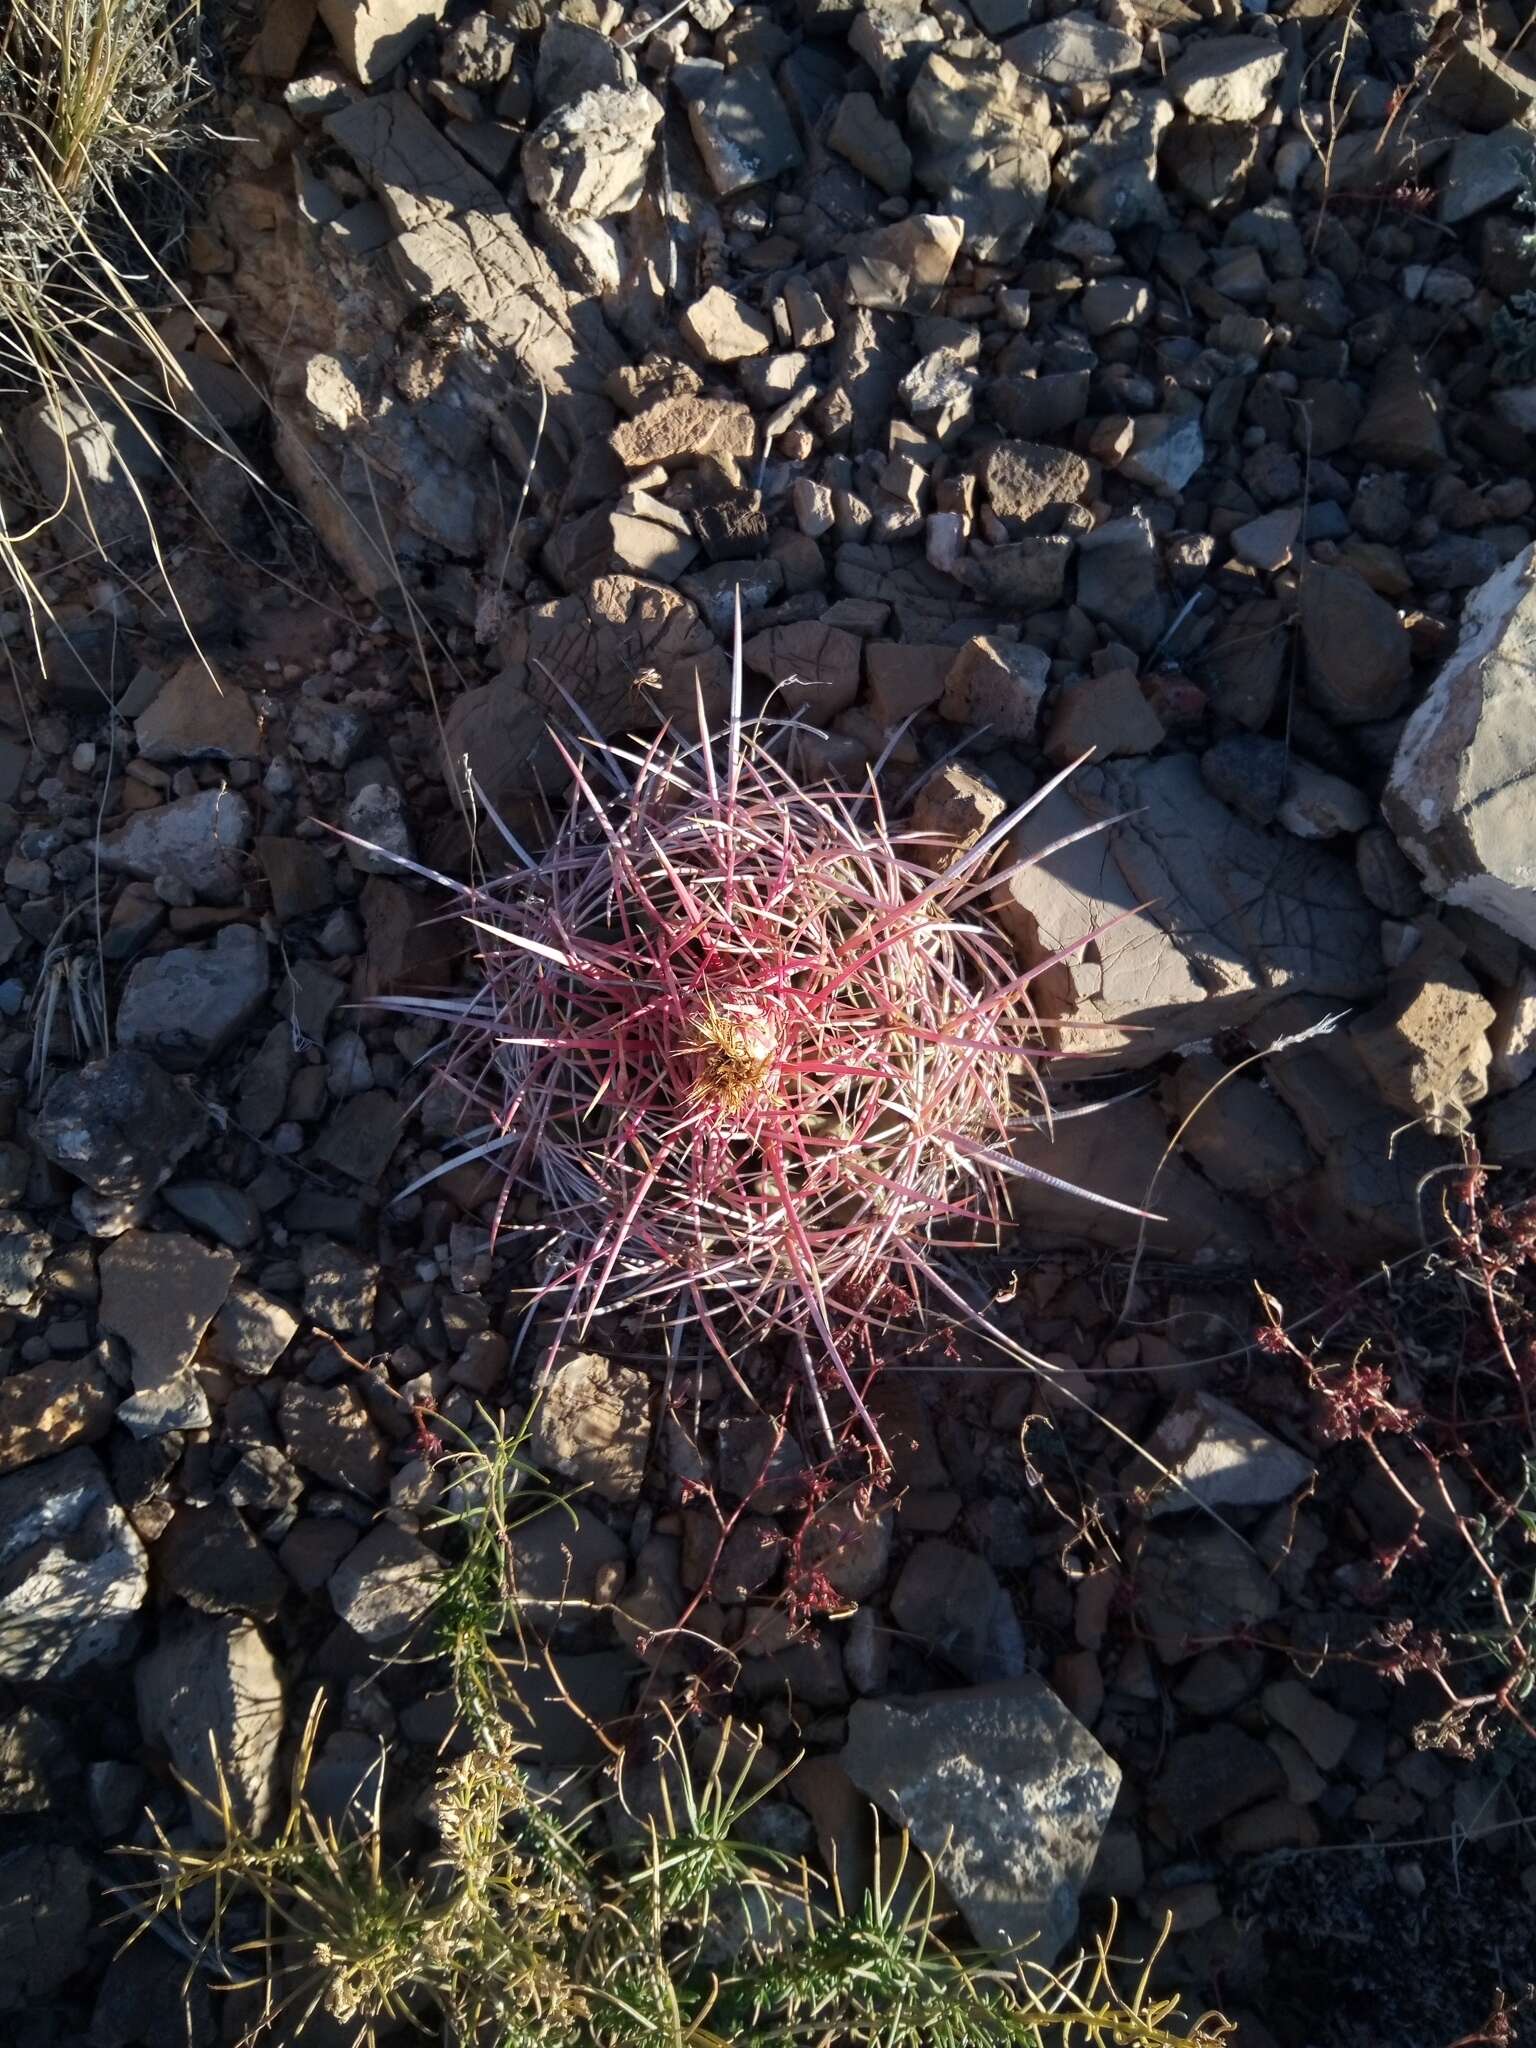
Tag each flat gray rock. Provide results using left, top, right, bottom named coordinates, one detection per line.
left=0, top=1449, right=148, bottom=1681
left=841, top=1678, right=1119, bottom=1962
left=995, top=754, right=1381, bottom=1067
left=1386, top=544, right=1536, bottom=948
left=136, top=1616, right=284, bottom=1842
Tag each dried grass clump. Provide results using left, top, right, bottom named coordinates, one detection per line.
left=386, top=630, right=1136, bottom=1447
left=126, top=1698, right=1233, bottom=2048
left=0, top=0, right=205, bottom=621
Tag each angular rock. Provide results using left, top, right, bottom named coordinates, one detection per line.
left=1045, top=671, right=1165, bottom=768
left=256, top=836, right=335, bottom=923
left=1351, top=963, right=1495, bottom=1134
left=1202, top=598, right=1287, bottom=730
left=158, top=1503, right=287, bottom=1621
left=611, top=394, right=755, bottom=470
left=1276, top=761, right=1373, bottom=840
left=532, top=1350, right=652, bottom=1504
left=97, top=1230, right=237, bottom=1388
left=1385, top=545, right=1536, bottom=945
left=535, top=14, right=635, bottom=112
left=679, top=286, right=774, bottom=364
left=136, top=1616, right=284, bottom=1842
left=497, top=576, right=729, bottom=741
left=0, top=1845, right=92, bottom=2013
left=607, top=491, right=699, bottom=582
left=1151, top=1725, right=1286, bottom=1836
left=982, top=439, right=1092, bottom=524
left=505, top=1501, right=624, bottom=1632
left=99, top=789, right=253, bottom=903
left=1075, top=510, right=1168, bottom=652
left=1133, top=1393, right=1314, bottom=1518
left=1058, top=89, right=1172, bottom=230
left=316, top=0, right=448, bottom=83
left=1300, top=565, right=1411, bottom=725
left=19, top=389, right=163, bottom=565
left=846, top=213, right=964, bottom=313
left=681, top=63, right=803, bottom=196
left=1440, top=124, right=1536, bottom=227
left=864, top=641, right=949, bottom=723
left=0, top=1214, right=49, bottom=1310
left=994, top=755, right=1379, bottom=1066
left=0, top=1355, right=116, bottom=1476
left=1263, top=1678, right=1358, bottom=1772
left=1164, top=1052, right=1312, bottom=1201
left=207, top=1283, right=300, bottom=1375
left=798, top=1491, right=892, bottom=1603
left=115, top=1362, right=214, bottom=1440
left=328, top=1520, right=441, bottom=1643
left=1167, top=37, right=1286, bottom=123
left=908, top=52, right=1051, bottom=264
left=848, top=0, right=943, bottom=94
left=828, top=90, right=912, bottom=196
left=842, top=1679, right=1120, bottom=1962
left=117, top=923, right=270, bottom=1070
left=162, top=1180, right=261, bottom=1250
left=941, top=636, right=1049, bottom=741
left=1427, top=37, right=1536, bottom=133
left=890, top=1541, right=1026, bottom=1683
left=523, top=84, right=662, bottom=218
left=743, top=620, right=862, bottom=719
left=279, top=1381, right=389, bottom=1496
left=312, top=1089, right=401, bottom=1184
left=301, top=1238, right=380, bottom=1333
left=1009, top=1093, right=1256, bottom=1260
left=1004, top=12, right=1141, bottom=86
left=0, top=1449, right=148, bottom=1680
left=910, top=762, right=1006, bottom=871
left=134, top=661, right=261, bottom=763
left=1134, top=1522, right=1281, bottom=1662
left=1260, top=998, right=1456, bottom=1251
left=1120, top=413, right=1205, bottom=495
left=1352, top=346, right=1447, bottom=472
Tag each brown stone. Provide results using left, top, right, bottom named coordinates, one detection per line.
left=910, top=762, right=1005, bottom=871
left=864, top=641, right=949, bottom=723
left=1044, top=670, right=1165, bottom=767
left=611, top=394, right=756, bottom=469
left=942, top=636, right=1049, bottom=741
left=980, top=440, right=1092, bottom=523
left=1300, top=565, right=1411, bottom=725
left=1351, top=963, right=1495, bottom=1134
left=742, top=621, right=862, bottom=719
left=0, top=1357, right=116, bottom=1475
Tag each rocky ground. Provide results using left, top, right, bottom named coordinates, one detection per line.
left=4, top=0, right=1536, bottom=2041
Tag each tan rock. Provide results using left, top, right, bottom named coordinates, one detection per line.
left=1044, top=670, right=1164, bottom=767
left=942, top=634, right=1050, bottom=741
left=317, top=0, right=451, bottom=90
left=97, top=1231, right=237, bottom=1390
left=532, top=1349, right=652, bottom=1503
left=980, top=439, right=1092, bottom=522
left=611, top=393, right=755, bottom=469
left=909, top=761, right=1005, bottom=871
left=0, top=1357, right=116, bottom=1476
left=742, top=621, right=862, bottom=718
left=1351, top=962, right=1495, bottom=1133
left=679, top=285, right=774, bottom=364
